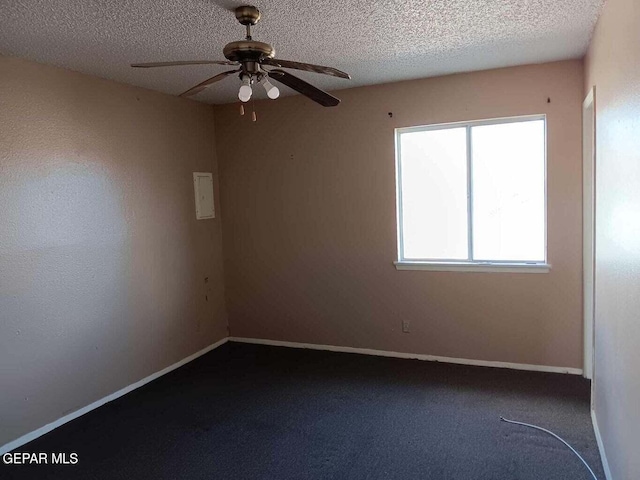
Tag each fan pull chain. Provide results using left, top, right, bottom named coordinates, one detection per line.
left=251, top=97, right=257, bottom=122
left=239, top=104, right=245, bottom=116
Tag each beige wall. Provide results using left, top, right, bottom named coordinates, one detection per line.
left=585, top=0, right=640, bottom=477
left=0, top=56, right=227, bottom=447
left=215, top=60, right=584, bottom=369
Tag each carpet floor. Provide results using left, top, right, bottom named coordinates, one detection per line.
left=2, top=342, right=604, bottom=479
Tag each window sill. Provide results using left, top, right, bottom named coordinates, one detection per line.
left=394, top=261, right=551, bottom=273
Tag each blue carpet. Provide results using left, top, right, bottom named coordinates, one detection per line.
left=2, top=342, right=604, bottom=479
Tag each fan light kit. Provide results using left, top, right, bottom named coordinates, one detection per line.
left=131, top=5, right=351, bottom=113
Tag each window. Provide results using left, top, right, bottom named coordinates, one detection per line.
left=395, top=116, right=548, bottom=273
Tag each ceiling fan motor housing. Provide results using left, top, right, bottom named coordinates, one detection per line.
left=223, top=41, right=275, bottom=63
left=225, top=6, right=274, bottom=74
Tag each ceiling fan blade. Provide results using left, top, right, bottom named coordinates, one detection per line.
left=131, top=60, right=238, bottom=68
left=268, top=70, right=340, bottom=107
left=262, top=59, right=350, bottom=79
left=180, top=69, right=240, bottom=97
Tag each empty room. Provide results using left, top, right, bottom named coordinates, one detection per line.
left=1, top=0, right=638, bottom=478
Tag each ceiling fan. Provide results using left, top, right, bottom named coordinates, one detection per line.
left=131, top=5, right=351, bottom=107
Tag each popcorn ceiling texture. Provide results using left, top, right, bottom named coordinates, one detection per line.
left=1, top=0, right=604, bottom=104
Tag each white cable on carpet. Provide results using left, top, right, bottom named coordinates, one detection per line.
left=500, top=416, right=598, bottom=480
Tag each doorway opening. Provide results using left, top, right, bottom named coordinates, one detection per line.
left=582, top=87, right=596, bottom=381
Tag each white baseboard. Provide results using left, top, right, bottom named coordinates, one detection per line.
left=591, top=409, right=613, bottom=480
left=0, top=337, right=229, bottom=455
left=228, top=337, right=583, bottom=375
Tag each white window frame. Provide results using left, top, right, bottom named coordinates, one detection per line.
left=394, top=115, right=550, bottom=273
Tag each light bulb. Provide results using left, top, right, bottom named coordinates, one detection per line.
left=238, top=85, right=252, bottom=102
left=238, top=76, right=252, bottom=102
left=261, top=77, right=280, bottom=99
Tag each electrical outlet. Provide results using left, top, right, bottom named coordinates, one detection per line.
left=402, top=320, right=410, bottom=333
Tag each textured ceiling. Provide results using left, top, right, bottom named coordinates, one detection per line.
left=1, top=0, right=604, bottom=104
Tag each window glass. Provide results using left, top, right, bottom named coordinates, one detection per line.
left=471, top=120, right=545, bottom=261
left=399, top=128, right=468, bottom=260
